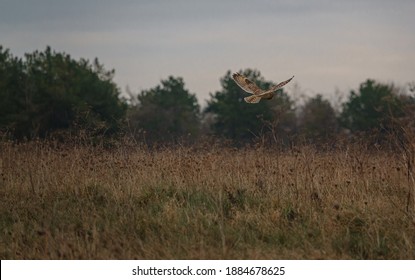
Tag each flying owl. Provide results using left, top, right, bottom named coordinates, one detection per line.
left=232, top=72, right=294, bottom=103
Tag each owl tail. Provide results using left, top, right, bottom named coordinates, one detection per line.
left=244, top=95, right=262, bottom=103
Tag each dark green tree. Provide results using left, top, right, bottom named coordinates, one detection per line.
left=127, top=76, right=200, bottom=143
left=0, top=46, right=127, bottom=139
left=205, top=69, right=295, bottom=143
left=0, top=46, right=26, bottom=136
left=340, top=79, right=403, bottom=134
left=298, top=94, right=338, bottom=142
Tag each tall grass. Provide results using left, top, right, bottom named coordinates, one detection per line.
left=0, top=139, right=414, bottom=259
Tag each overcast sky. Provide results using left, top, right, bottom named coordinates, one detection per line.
left=1, top=0, right=414, bottom=104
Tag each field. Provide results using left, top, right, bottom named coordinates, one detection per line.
left=0, top=140, right=414, bottom=259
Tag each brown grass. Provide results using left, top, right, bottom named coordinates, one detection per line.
left=0, top=140, right=414, bottom=259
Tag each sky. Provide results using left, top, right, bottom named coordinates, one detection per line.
left=1, top=0, right=414, bottom=105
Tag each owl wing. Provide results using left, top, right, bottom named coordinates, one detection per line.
left=244, top=95, right=262, bottom=103
left=267, top=76, right=294, bottom=92
left=232, top=72, right=263, bottom=95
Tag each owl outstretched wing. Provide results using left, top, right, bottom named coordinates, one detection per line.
left=267, top=76, right=295, bottom=93
left=232, top=72, right=262, bottom=95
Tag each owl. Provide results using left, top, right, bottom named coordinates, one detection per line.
left=232, top=72, right=294, bottom=103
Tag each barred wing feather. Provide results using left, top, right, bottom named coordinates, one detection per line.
left=244, top=95, right=262, bottom=103
left=232, top=73, right=262, bottom=95
left=268, top=76, right=295, bottom=92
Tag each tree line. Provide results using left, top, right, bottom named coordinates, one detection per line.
left=1, top=46, right=414, bottom=146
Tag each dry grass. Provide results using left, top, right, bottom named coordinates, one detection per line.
left=0, top=140, right=414, bottom=259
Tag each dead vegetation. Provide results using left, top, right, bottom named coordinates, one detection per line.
left=0, top=139, right=414, bottom=259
